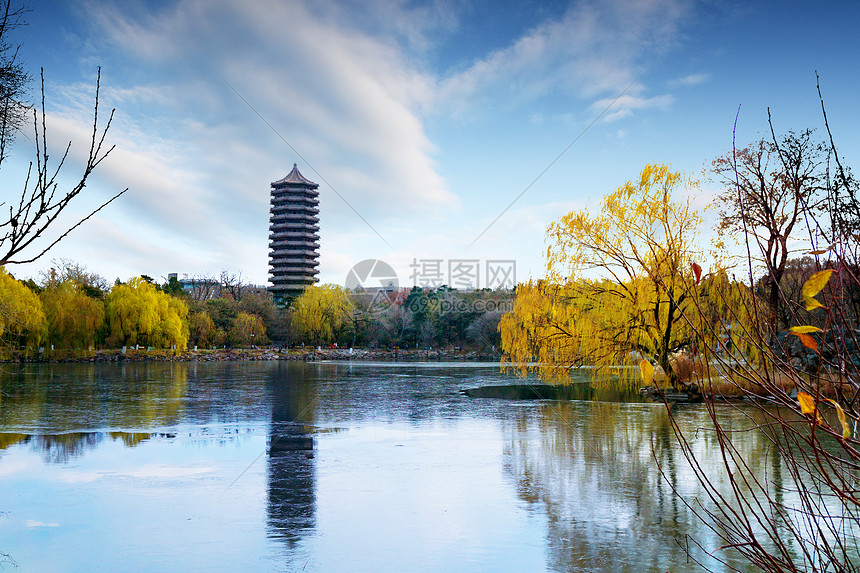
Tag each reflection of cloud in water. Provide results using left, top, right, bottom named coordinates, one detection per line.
left=57, top=464, right=214, bottom=485
left=0, top=458, right=31, bottom=477
left=118, top=465, right=214, bottom=479
left=25, top=520, right=60, bottom=528
left=59, top=470, right=107, bottom=484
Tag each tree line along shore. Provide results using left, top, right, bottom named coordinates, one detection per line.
left=0, top=261, right=513, bottom=361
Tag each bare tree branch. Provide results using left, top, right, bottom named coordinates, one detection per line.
left=0, top=67, right=126, bottom=266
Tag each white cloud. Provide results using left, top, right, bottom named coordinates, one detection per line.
left=25, top=520, right=60, bottom=528
left=87, top=0, right=456, bottom=217
left=590, top=92, right=674, bottom=122
left=437, top=0, right=691, bottom=114
left=315, top=197, right=584, bottom=286
left=10, top=0, right=694, bottom=284
left=668, top=73, right=709, bottom=89
left=12, top=0, right=459, bottom=282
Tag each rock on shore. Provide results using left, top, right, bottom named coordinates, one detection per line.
left=4, top=347, right=501, bottom=364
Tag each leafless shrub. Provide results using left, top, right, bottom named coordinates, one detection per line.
left=666, top=82, right=860, bottom=571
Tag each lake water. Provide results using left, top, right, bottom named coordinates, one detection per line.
left=0, top=361, right=783, bottom=571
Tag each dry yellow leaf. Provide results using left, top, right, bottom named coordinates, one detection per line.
left=802, top=269, right=835, bottom=299
left=798, top=391, right=816, bottom=416
left=790, top=325, right=822, bottom=334
left=827, top=400, right=852, bottom=440
left=639, top=358, right=654, bottom=385
left=804, top=295, right=825, bottom=312
left=794, top=332, right=818, bottom=352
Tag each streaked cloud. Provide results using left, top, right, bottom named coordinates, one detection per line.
left=438, top=0, right=691, bottom=114
left=10, top=0, right=706, bottom=283
left=86, top=0, right=456, bottom=218
left=668, top=73, right=709, bottom=89
left=591, top=92, right=674, bottom=122
left=25, top=520, right=60, bottom=528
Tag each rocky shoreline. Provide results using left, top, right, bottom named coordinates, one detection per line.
left=3, top=347, right=502, bottom=364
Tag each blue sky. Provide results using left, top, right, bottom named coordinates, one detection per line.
left=6, top=0, right=860, bottom=288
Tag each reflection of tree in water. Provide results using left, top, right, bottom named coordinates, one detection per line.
left=0, top=362, right=189, bottom=431
left=0, top=433, right=28, bottom=450
left=0, top=362, right=191, bottom=462
left=0, top=432, right=104, bottom=463
left=108, top=431, right=154, bottom=448
left=0, top=430, right=158, bottom=463
left=502, top=401, right=779, bottom=571
left=267, top=362, right=317, bottom=547
left=31, top=432, right=105, bottom=464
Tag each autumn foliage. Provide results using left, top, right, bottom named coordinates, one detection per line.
left=500, top=164, right=752, bottom=390
left=105, top=277, right=189, bottom=351
left=291, top=284, right=353, bottom=345
left=40, top=281, right=105, bottom=350
left=0, top=269, right=195, bottom=356
left=0, top=267, right=46, bottom=352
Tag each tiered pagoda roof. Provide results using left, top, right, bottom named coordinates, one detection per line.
left=268, top=164, right=320, bottom=300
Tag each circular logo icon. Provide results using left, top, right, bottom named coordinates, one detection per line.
left=345, top=259, right=399, bottom=291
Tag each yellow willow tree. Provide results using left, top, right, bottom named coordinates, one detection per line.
left=105, top=277, right=189, bottom=351
left=502, top=164, right=710, bottom=390
left=229, top=312, right=267, bottom=347
left=292, top=284, right=353, bottom=345
left=40, top=280, right=105, bottom=350
left=0, top=267, right=46, bottom=353
left=188, top=311, right=218, bottom=347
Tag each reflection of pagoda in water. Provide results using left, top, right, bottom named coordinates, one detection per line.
left=267, top=362, right=316, bottom=545
left=268, top=164, right=320, bottom=300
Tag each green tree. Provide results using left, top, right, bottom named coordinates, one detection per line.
left=162, top=275, right=184, bottom=297
left=203, top=297, right=237, bottom=333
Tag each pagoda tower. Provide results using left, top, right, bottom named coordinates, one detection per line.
left=268, top=163, right=320, bottom=300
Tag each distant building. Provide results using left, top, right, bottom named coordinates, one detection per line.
left=268, top=164, right=320, bottom=300
left=168, top=273, right=221, bottom=300
left=167, top=272, right=270, bottom=301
